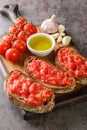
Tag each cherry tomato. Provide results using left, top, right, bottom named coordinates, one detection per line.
left=17, top=30, right=31, bottom=41
left=13, top=39, right=26, bottom=53
left=29, top=26, right=37, bottom=34
left=5, top=48, right=20, bottom=62
left=24, top=23, right=37, bottom=34
left=0, top=41, right=11, bottom=55
left=15, top=17, right=27, bottom=25
left=2, top=34, right=14, bottom=45
left=23, top=23, right=33, bottom=31
left=9, top=25, right=19, bottom=34
left=13, top=29, right=22, bottom=38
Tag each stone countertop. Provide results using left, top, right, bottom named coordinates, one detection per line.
left=0, top=0, right=87, bottom=130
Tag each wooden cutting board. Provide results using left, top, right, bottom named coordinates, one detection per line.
left=0, top=35, right=64, bottom=77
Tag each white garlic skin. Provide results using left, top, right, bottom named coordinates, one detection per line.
left=62, top=36, right=72, bottom=46
left=40, top=15, right=59, bottom=34
left=60, top=32, right=65, bottom=37
left=57, top=36, right=62, bottom=43
left=58, top=25, right=65, bottom=33
left=51, top=33, right=59, bottom=39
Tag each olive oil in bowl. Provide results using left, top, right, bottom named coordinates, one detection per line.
left=27, top=33, right=55, bottom=57
left=29, top=36, right=52, bottom=51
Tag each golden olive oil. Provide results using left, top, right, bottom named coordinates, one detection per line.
left=29, top=36, right=52, bottom=51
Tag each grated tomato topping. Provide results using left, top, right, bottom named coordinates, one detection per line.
left=8, top=71, right=53, bottom=106
left=57, top=48, right=87, bottom=77
left=27, top=60, right=74, bottom=86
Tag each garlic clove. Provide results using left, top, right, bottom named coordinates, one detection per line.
left=51, top=33, right=59, bottom=39
left=60, top=32, right=65, bottom=37
left=57, top=36, right=62, bottom=43
left=40, top=15, right=59, bottom=34
left=62, top=36, right=72, bottom=46
left=58, top=25, right=65, bottom=33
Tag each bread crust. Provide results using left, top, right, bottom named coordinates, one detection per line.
left=24, top=56, right=76, bottom=94
left=4, top=71, right=55, bottom=113
left=55, top=46, right=87, bottom=85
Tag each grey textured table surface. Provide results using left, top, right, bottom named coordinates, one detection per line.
left=0, top=0, right=87, bottom=130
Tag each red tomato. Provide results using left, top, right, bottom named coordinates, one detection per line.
left=9, top=25, right=19, bottom=34
left=24, top=23, right=37, bottom=34
left=0, top=41, right=11, bottom=55
left=15, top=17, right=27, bottom=25
left=29, top=26, right=37, bottom=34
left=13, top=39, right=26, bottom=53
left=17, top=30, right=31, bottom=41
left=23, top=23, right=33, bottom=31
left=2, top=34, right=14, bottom=45
left=13, top=29, right=22, bottom=38
left=5, top=48, right=20, bottom=62
left=12, top=36, right=18, bottom=43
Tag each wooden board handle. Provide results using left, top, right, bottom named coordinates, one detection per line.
left=0, top=4, right=21, bottom=22
left=0, top=58, right=8, bottom=78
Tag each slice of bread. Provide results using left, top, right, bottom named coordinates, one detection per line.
left=24, top=56, right=76, bottom=94
left=55, top=46, right=87, bottom=85
left=4, top=71, right=55, bottom=113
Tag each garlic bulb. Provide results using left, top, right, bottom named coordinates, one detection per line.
left=40, top=15, right=59, bottom=34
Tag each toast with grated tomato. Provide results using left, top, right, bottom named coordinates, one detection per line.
left=24, top=56, right=77, bottom=94
left=4, top=70, right=55, bottom=113
left=55, top=46, right=87, bottom=85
